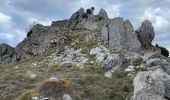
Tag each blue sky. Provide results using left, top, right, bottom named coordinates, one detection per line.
left=0, top=0, right=170, bottom=51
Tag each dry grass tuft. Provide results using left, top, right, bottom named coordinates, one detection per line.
left=18, top=90, right=38, bottom=100
left=39, top=79, right=71, bottom=98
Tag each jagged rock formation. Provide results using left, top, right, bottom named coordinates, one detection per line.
left=13, top=24, right=72, bottom=61
left=136, top=20, right=155, bottom=48
left=101, top=17, right=141, bottom=51
left=0, top=43, right=14, bottom=63
left=66, top=7, right=109, bottom=30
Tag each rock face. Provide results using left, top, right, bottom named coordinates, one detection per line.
left=101, top=17, right=141, bottom=51
left=51, top=20, right=68, bottom=28
left=136, top=20, right=155, bottom=48
left=66, top=7, right=109, bottom=30
left=132, top=69, right=170, bottom=100
left=0, top=43, right=14, bottom=63
left=90, top=46, right=126, bottom=72
left=13, top=24, right=72, bottom=61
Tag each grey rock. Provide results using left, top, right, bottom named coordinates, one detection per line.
left=98, top=8, right=109, bottom=21
left=101, top=54, right=123, bottom=71
left=165, top=79, right=170, bottom=99
left=60, top=61, right=72, bottom=68
left=136, top=20, right=155, bottom=48
left=13, top=24, right=72, bottom=61
left=0, top=43, right=14, bottom=63
left=163, top=64, right=170, bottom=75
left=101, top=17, right=141, bottom=51
left=142, top=51, right=161, bottom=61
left=63, top=94, right=73, bottom=100
left=66, top=8, right=85, bottom=29
left=47, top=47, right=88, bottom=68
left=145, top=58, right=162, bottom=68
left=51, top=20, right=68, bottom=28
left=132, top=69, right=167, bottom=100
left=66, top=7, right=109, bottom=30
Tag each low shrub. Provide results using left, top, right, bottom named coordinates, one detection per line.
left=27, top=30, right=33, bottom=37
left=84, top=64, right=104, bottom=74
left=156, top=44, right=169, bottom=57
left=132, top=58, right=143, bottom=66
left=39, top=79, right=70, bottom=98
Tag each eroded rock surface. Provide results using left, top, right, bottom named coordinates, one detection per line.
left=13, top=24, right=72, bottom=61
left=101, top=17, right=141, bottom=51
left=0, top=43, right=14, bottom=63
left=132, top=69, right=170, bottom=100
left=136, top=20, right=155, bottom=48
left=66, top=7, right=109, bottom=30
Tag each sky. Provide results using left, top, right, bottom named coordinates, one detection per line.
left=0, top=0, right=170, bottom=51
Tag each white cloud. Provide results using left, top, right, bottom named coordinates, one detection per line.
left=0, top=33, right=14, bottom=40
left=139, top=8, right=169, bottom=30
left=0, top=12, right=11, bottom=23
left=28, top=17, right=51, bottom=26
left=105, top=4, right=121, bottom=18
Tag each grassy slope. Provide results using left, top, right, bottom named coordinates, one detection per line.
left=0, top=29, right=139, bottom=100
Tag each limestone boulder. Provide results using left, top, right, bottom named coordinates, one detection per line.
left=136, top=20, right=155, bottom=48
left=101, top=17, right=141, bottom=51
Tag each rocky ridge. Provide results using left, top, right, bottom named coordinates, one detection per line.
left=0, top=7, right=169, bottom=100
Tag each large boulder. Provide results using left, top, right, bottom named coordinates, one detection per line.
left=101, top=17, right=141, bottom=51
left=0, top=43, right=14, bottom=63
left=136, top=20, right=155, bottom=48
left=12, top=24, right=72, bottom=61
left=132, top=69, right=170, bottom=100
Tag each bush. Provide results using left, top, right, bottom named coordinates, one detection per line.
left=156, top=44, right=169, bottom=57
left=132, top=58, right=143, bottom=66
left=26, top=21, right=37, bottom=37
left=18, top=90, right=38, bottom=100
left=84, top=64, right=104, bottom=74
left=39, top=79, right=70, bottom=98
left=91, top=7, right=95, bottom=11
left=27, top=30, right=32, bottom=37
left=86, top=9, right=92, bottom=15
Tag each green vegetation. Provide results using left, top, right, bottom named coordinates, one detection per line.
left=27, top=30, right=33, bottom=37
left=156, top=44, right=169, bottom=57
left=132, top=58, right=143, bottom=66
left=83, top=64, right=104, bottom=74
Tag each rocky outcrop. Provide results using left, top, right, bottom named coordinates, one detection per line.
left=90, top=46, right=127, bottom=72
left=66, top=7, right=109, bottom=30
left=101, top=17, right=141, bottom=51
left=0, top=43, right=14, bottom=63
left=136, top=20, right=155, bottom=48
left=13, top=24, right=72, bottom=61
left=51, top=20, right=68, bottom=28
left=132, top=69, right=170, bottom=100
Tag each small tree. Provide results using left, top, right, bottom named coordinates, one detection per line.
left=86, top=9, right=92, bottom=14
left=156, top=44, right=169, bottom=57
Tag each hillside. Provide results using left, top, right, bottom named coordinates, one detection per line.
left=0, top=7, right=170, bottom=100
